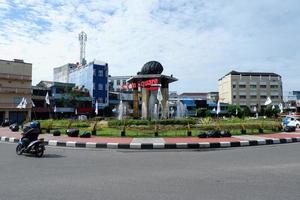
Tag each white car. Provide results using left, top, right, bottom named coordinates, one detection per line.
left=282, top=116, right=300, bottom=128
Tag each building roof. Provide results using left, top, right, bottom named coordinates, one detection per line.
left=37, top=81, right=75, bottom=88
left=127, top=74, right=178, bottom=83
left=0, top=59, right=32, bottom=65
left=219, top=70, right=281, bottom=80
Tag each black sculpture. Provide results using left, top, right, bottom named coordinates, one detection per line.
left=140, top=61, right=164, bottom=75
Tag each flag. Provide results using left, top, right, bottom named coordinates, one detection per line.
left=22, top=98, right=27, bottom=109
left=17, top=97, right=25, bottom=109
left=264, top=97, right=272, bottom=106
left=235, top=108, right=238, bottom=116
left=216, top=101, right=221, bottom=115
left=253, top=106, right=257, bottom=112
left=75, top=108, right=77, bottom=115
left=157, top=87, right=163, bottom=102
left=272, top=105, right=275, bottom=110
left=95, top=101, right=98, bottom=115
left=31, top=99, right=35, bottom=107
left=212, top=108, right=216, bottom=112
left=45, top=92, right=50, bottom=105
left=279, top=103, right=283, bottom=113
left=54, top=105, right=57, bottom=112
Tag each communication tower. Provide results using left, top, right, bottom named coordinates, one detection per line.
left=78, top=31, right=87, bottom=65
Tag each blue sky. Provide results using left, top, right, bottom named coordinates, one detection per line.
left=0, top=0, right=299, bottom=96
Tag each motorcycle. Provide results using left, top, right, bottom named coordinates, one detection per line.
left=16, top=137, right=45, bottom=157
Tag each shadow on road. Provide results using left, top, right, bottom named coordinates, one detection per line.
left=22, top=153, right=66, bottom=159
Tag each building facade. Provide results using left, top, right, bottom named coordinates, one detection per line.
left=32, top=81, right=93, bottom=119
left=0, top=59, right=32, bottom=123
left=68, top=60, right=108, bottom=109
left=218, top=71, right=283, bottom=110
left=53, top=63, right=77, bottom=83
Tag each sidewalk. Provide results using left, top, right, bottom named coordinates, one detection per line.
left=1, top=127, right=300, bottom=149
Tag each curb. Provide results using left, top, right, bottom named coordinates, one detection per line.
left=1, top=136, right=300, bottom=149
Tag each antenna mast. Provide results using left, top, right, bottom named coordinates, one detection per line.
left=78, top=31, right=87, bottom=65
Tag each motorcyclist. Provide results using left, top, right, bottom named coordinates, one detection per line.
left=21, top=121, right=41, bottom=148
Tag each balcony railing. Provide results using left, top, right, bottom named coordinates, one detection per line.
left=0, top=103, right=32, bottom=109
left=0, top=87, right=31, bottom=94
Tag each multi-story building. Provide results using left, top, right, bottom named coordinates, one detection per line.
left=108, top=76, right=134, bottom=108
left=32, top=81, right=93, bottom=119
left=218, top=70, right=283, bottom=111
left=0, top=59, right=32, bottom=123
left=285, top=91, right=300, bottom=113
left=68, top=60, right=109, bottom=109
left=53, top=63, right=77, bottom=83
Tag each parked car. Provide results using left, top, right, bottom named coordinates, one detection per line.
left=282, top=115, right=300, bottom=128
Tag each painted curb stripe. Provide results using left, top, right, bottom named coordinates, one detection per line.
left=141, top=143, right=154, bottom=149
left=199, top=142, right=210, bottom=148
left=96, top=143, right=107, bottom=148
left=107, top=143, right=118, bottom=149
left=176, top=143, right=188, bottom=149
left=66, top=141, right=76, bottom=147
left=75, top=142, right=86, bottom=148
left=1, top=135, right=300, bottom=149
left=230, top=141, right=241, bottom=147
left=187, top=143, right=199, bottom=148
left=164, top=143, right=177, bottom=149
left=220, top=142, right=231, bottom=147
left=118, top=143, right=130, bottom=149
left=153, top=143, right=165, bottom=149
left=57, top=142, right=66, bottom=147
left=130, top=143, right=141, bottom=149
left=48, top=140, right=57, bottom=146
left=86, top=142, right=96, bottom=148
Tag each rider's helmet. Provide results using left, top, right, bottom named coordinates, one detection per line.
left=30, top=121, right=40, bottom=129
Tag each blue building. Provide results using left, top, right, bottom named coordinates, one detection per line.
left=69, top=60, right=108, bottom=109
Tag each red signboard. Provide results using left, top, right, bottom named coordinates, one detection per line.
left=121, top=78, right=159, bottom=90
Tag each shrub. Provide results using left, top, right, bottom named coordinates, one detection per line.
left=240, top=124, right=246, bottom=134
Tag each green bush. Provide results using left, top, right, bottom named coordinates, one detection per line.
left=108, top=118, right=197, bottom=127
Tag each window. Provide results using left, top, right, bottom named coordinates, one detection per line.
left=239, top=95, right=246, bottom=99
left=98, top=98, right=103, bottom=103
left=98, top=83, right=103, bottom=90
left=232, top=84, right=236, bottom=88
left=239, top=85, right=246, bottom=88
left=250, top=85, right=256, bottom=89
left=98, top=70, right=103, bottom=77
left=271, top=96, right=279, bottom=99
left=260, top=85, right=267, bottom=89
left=271, top=85, right=278, bottom=89
left=250, top=95, right=257, bottom=99
left=260, top=95, right=267, bottom=99
left=233, top=95, right=236, bottom=99
left=117, top=80, right=120, bottom=85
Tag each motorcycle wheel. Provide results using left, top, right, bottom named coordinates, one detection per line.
left=35, top=145, right=44, bottom=157
left=16, top=144, right=23, bottom=155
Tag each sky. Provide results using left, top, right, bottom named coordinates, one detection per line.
left=0, top=0, right=299, bottom=95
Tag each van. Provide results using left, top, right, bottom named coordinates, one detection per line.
left=282, top=116, right=300, bottom=128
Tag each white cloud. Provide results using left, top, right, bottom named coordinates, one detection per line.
left=0, top=0, right=299, bottom=94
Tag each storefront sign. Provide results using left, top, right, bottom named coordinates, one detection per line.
left=121, top=79, right=159, bottom=90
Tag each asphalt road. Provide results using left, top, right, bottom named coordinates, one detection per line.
left=0, top=142, right=300, bottom=200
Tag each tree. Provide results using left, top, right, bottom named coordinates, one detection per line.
left=242, top=106, right=251, bottom=117
left=227, top=105, right=242, bottom=117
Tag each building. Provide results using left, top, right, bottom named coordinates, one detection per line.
left=68, top=60, right=109, bottom=109
left=218, top=70, right=283, bottom=111
left=285, top=91, right=300, bottom=113
left=108, top=75, right=134, bottom=110
left=32, top=81, right=93, bottom=119
left=53, top=63, right=77, bottom=83
left=0, top=59, right=32, bottom=123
